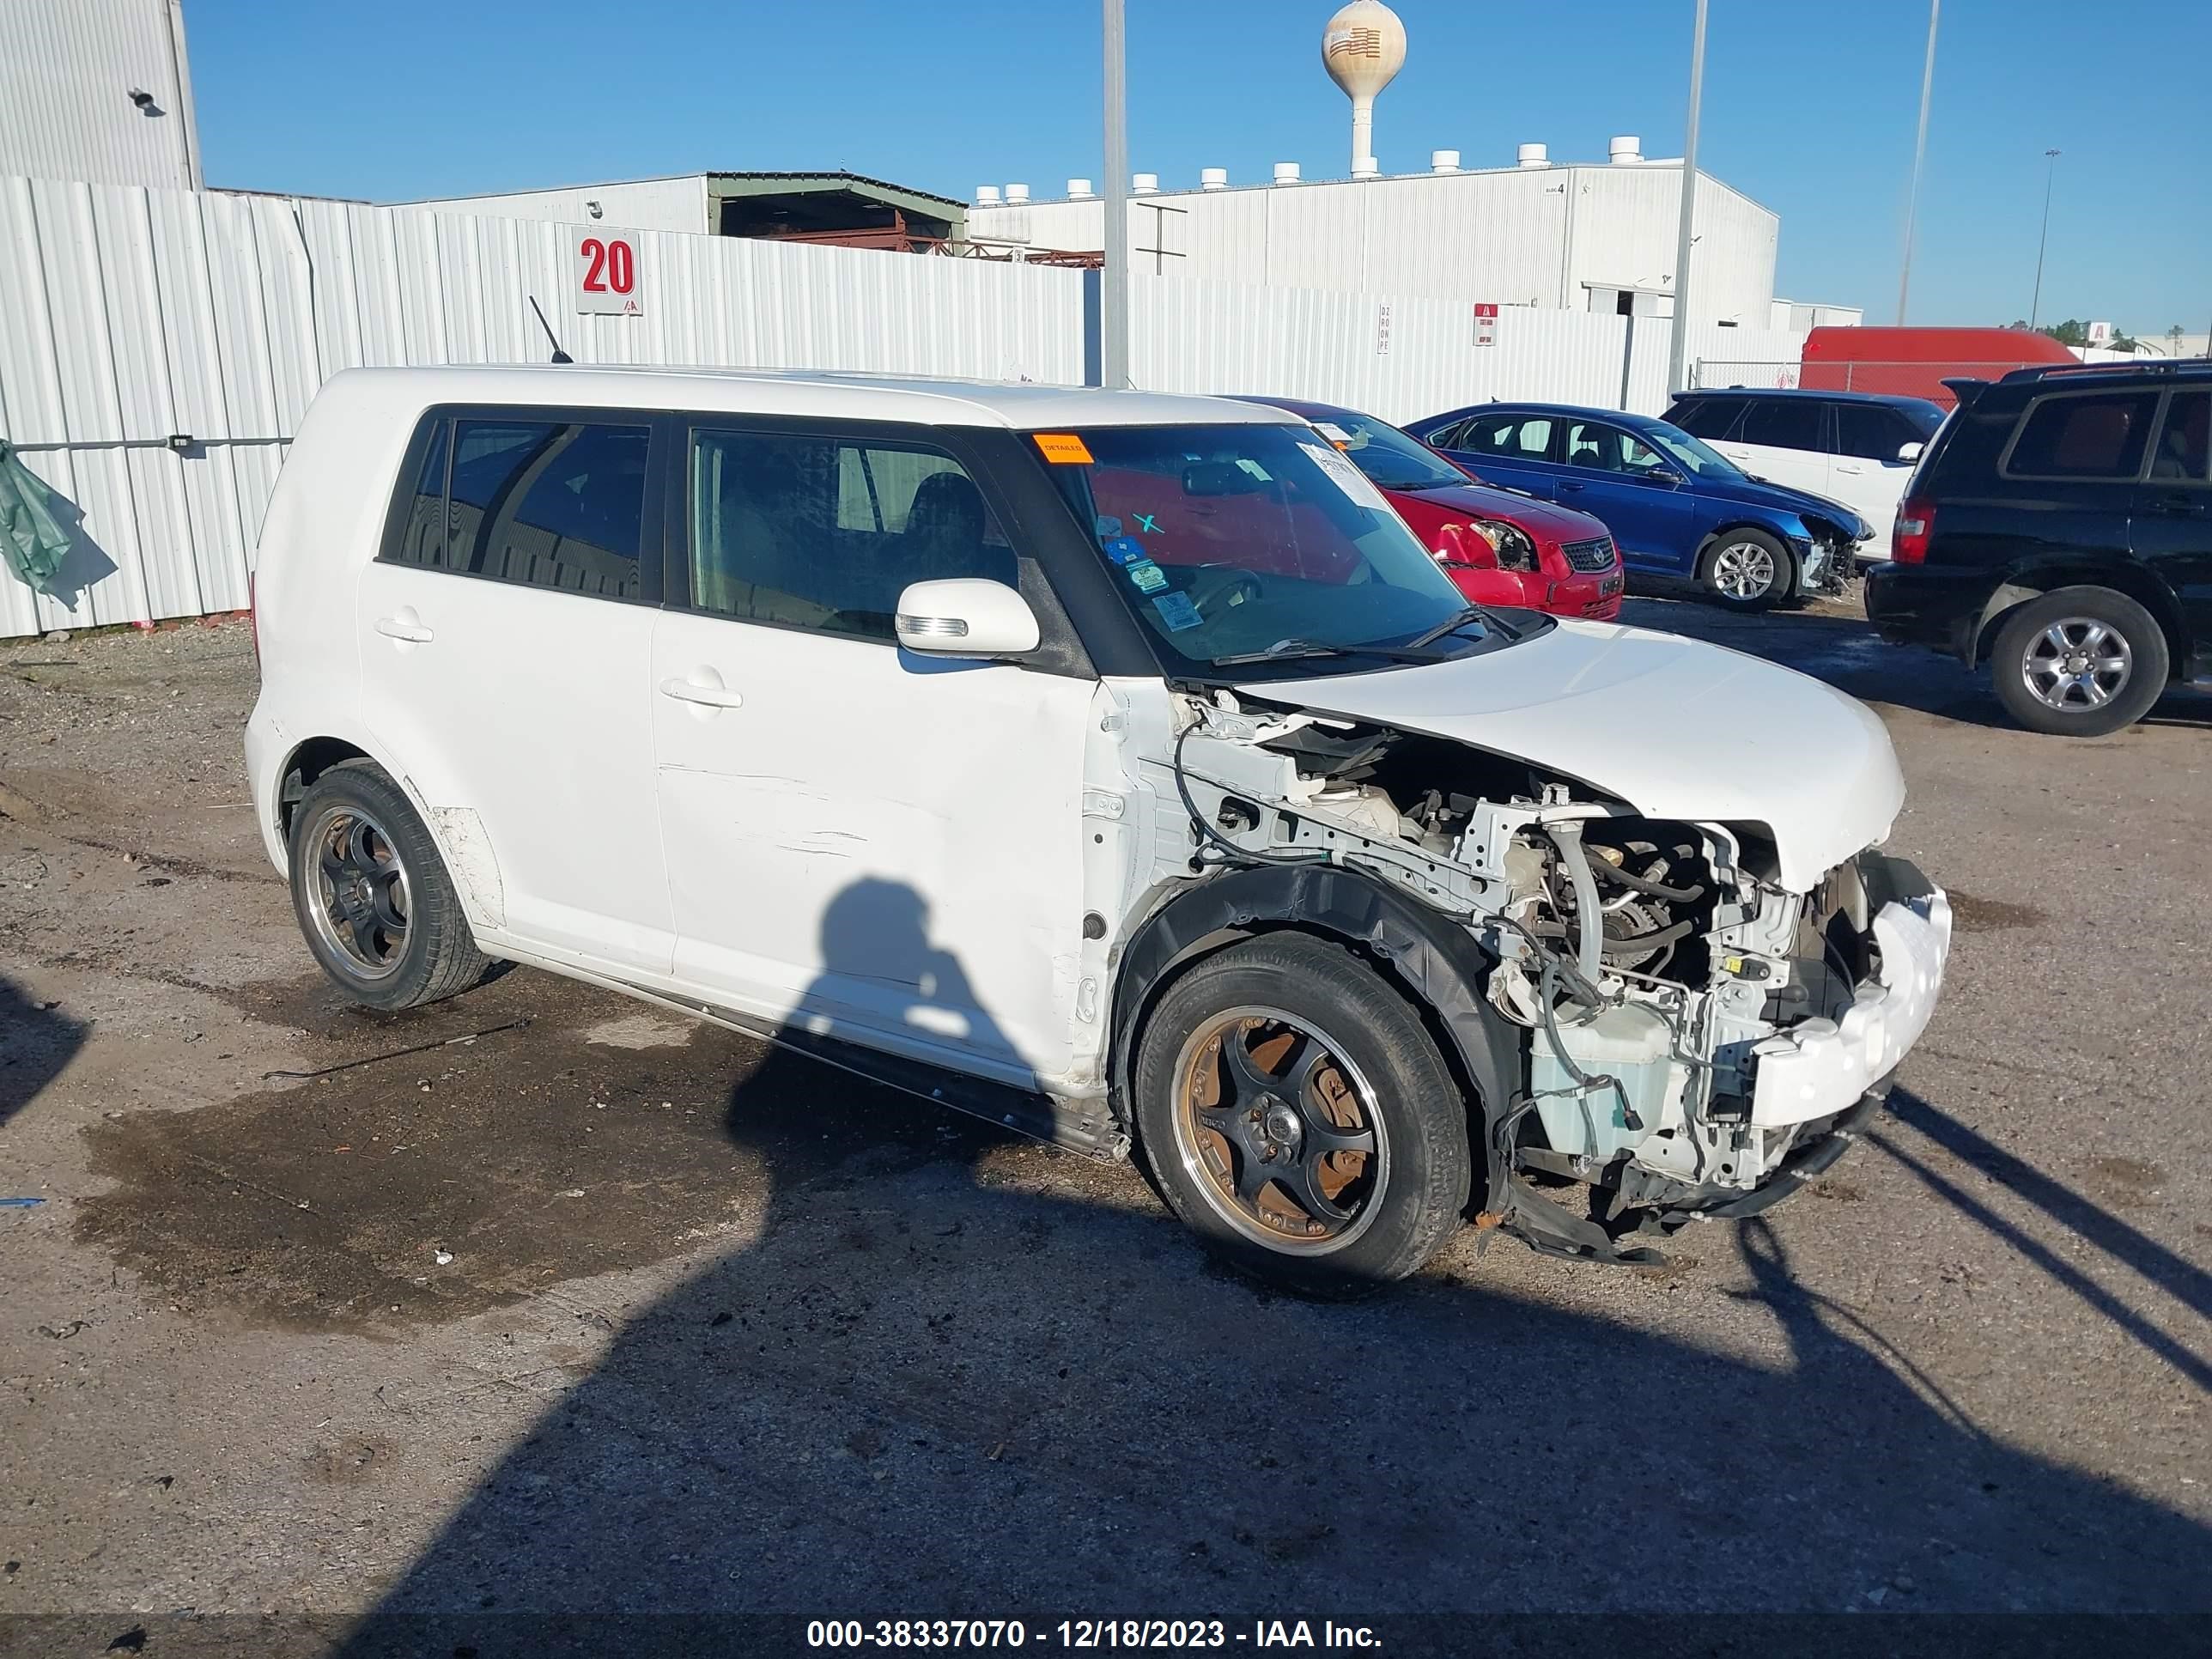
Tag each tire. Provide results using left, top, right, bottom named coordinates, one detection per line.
left=1990, top=586, right=2170, bottom=738
left=1131, top=933, right=1473, bottom=1296
left=287, top=760, right=491, bottom=1011
left=1699, top=528, right=1794, bottom=611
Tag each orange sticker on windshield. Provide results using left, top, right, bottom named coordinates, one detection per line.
left=1033, top=432, right=1095, bottom=465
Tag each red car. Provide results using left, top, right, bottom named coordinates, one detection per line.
left=1242, top=396, right=1626, bottom=621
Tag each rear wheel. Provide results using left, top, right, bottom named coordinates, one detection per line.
left=1699, top=528, right=1793, bottom=611
left=287, top=761, right=490, bottom=1011
left=1990, top=586, right=2169, bottom=738
left=1132, top=934, right=1472, bottom=1295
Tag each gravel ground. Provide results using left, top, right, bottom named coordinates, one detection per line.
left=1, top=599, right=2208, bottom=1655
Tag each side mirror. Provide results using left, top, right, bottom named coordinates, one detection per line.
left=1647, top=466, right=1684, bottom=486
left=894, top=579, right=1040, bottom=658
left=1896, top=441, right=1925, bottom=464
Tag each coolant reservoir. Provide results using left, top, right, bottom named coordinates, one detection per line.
left=1530, top=1001, right=1683, bottom=1161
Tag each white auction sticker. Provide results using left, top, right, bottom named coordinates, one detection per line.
left=1297, top=441, right=1392, bottom=514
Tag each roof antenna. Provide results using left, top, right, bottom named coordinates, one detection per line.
left=526, top=295, right=573, bottom=364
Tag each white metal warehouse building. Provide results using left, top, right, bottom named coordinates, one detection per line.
left=962, top=139, right=1844, bottom=334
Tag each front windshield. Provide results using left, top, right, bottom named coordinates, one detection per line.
left=1310, top=410, right=1471, bottom=490
left=1039, top=423, right=1543, bottom=674
left=1643, top=422, right=1744, bottom=480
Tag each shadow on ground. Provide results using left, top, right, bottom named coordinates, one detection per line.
left=1618, top=590, right=2212, bottom=732
left=312, top=878, right=2210, bottom=1642
left=0, top=972, right=87, bottom=1129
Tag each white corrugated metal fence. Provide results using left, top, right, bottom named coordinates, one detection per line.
left=0, top=173, right=1807, bottom=640
left=0, top=174, right=1087, bottom=639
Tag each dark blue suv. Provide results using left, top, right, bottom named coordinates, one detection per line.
left=1407, top=401, right=1873, bottom=609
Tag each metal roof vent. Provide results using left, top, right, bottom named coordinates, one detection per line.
left=1431, top=149, right=1461, bottom=173
left=1609, top=135, right=1644, bottom=165
left=1200, top=167, right=1229, bottom=190
left=1132, top=173, right=1159, bottom=195
left=1004, top=183, right=1030, bottom=204
left=1066, top=178, right=1095, bottom=198
left=1517, top=142, right=1550, bottom=168
left=1273, top=161, right=1303, bottom=185
left=975, top=185, right=1002, bottom=204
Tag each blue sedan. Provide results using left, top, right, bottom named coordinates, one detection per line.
left=1406, top=401, right=1874, bottom=609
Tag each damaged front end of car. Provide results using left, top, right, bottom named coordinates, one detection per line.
left=1123, top=689, right=1949, bottom=1265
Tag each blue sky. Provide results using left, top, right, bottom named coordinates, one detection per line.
left=187, top=0, right=2209, bottom=338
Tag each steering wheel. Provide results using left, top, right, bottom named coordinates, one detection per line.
left=1182, top=564, right=1263, bottom=616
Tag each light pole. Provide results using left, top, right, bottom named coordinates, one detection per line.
left=2028, top=147, right=2060, bottom=330
left=1101, top=0, right=1130, bottom=389
left=1665, top=0, right=1708, bottom=398
left=1896, top=0, right=1941, bottom=325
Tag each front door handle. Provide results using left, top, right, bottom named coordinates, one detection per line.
left=2146, top=495, right=2203, bottom=515
left=659, top=674, right=744, bottom=709
left=374, top=612, right=434, bottom=644
left=1557, top=480, right=1585, bottom=493
left=1835, top=463, right=1866, bottom=476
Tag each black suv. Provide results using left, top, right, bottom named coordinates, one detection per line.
left=1863, top=360, right=2211, bottom=735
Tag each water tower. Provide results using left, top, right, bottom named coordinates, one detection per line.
left=1322, top=0, right=1407, bottom=179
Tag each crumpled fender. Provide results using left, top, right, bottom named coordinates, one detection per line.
left=1107, top=862, right=1522, bottom=1212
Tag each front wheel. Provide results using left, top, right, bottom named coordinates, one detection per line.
left=1990, top=586, right=2169, bottom=737
left=1699, top=529, right=1794, bottom=611
left=1132, top=933, right=1473, bottom=1295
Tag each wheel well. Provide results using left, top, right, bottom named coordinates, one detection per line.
left=277, top=737, right=373, bottom=836
left=1972, top=565, right=2189, bottom=671
left=1111, top=915, right=1499, bottom=1213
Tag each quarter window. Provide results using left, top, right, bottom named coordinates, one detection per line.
left=2006, top=392, right=2161, bottom=480
left=687, top=431, right=1015, bottom=641
left=1733, top=398, right=1823, bottom=452
left=388, top=417, right=649, bottom=600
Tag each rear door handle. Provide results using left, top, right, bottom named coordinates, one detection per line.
left=1835, top=463, right=1866, bottom=476
left=658, top=674, right=744, bottom=709
left=2146, top=495, right=2203, bottom=515
left=374, top=613, right=434, bottom=644
left=1556, top=480, right=1585, bottom=493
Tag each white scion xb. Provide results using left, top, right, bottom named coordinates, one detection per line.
left=246, top=365, right=1950, bottom=1290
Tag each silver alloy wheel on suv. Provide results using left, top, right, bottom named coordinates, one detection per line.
left=1989, top=586, right=2172, bottom=738
left=2019, top=617, right=2131, bottom=712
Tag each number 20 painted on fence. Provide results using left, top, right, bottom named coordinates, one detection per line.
left=573, top=230, right=642, bottom=317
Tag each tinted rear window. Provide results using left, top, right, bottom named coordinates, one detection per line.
left=388, top=416, right=650, bottom=600
left=1734, top=398, right=1823, bottom=452
left=1668, top=399, right=1744, bottom=441
left=2004, top=392, right=2160, bottom=480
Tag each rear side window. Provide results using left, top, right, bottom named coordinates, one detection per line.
left=1733, top=398, right=1823, bottom=452
left=1461, top=415, right=1554, bottom=459
left=2148, top=392, right=2210, bottom=484
left=1835, top=404, right=1923, bottom=461
left=686, top=430, right=1014, bottom=642
left=1669, top=399, right=1744, bottom=441
left=389, top=416, right=650, bottom=599
left=2004, top=392, right=2160, bottom=480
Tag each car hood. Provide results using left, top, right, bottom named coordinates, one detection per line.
left=1268, top=619, right=1904, bottom=891
left=1693, top=471, right=1869, bottom=537
left=1387, top=482, right=1612, bottom=544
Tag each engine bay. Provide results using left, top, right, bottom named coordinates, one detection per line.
left=1146, top=688, right=1896, bottom=1248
